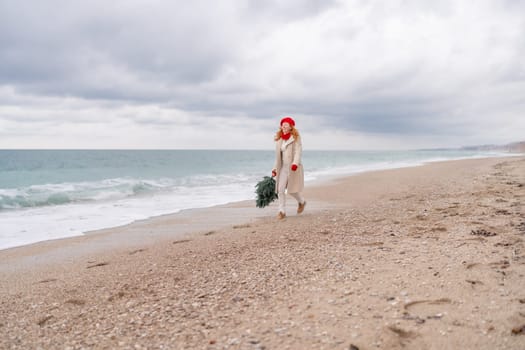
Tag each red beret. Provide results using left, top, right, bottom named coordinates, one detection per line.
left=280, top=116, right=295, bottom=126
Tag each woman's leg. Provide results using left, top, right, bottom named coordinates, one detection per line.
left=289, top=192, right=304, bottom=204
left=278, top=166, right=289, bottom=214
left=290, top=192, right=306, bottom=214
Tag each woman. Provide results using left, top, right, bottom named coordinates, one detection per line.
left=271, top=116, right=306, bottom=219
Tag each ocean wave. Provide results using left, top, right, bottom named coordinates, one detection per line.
left=0, top=173, right=258, bottom=211
left=0, top=178, right=165, bottom=210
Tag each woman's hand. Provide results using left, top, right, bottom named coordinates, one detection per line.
left=272, top=169, right=277, bottom=177
left=291, top=164, right=298, bottom=171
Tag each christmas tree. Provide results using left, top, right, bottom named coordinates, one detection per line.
left=255, top=176, right=278, bottom=208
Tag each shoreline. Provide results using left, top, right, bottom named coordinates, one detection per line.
left=0, top=154, right=516, bottom=260
left=1, top=156, right=524, bottom=349
left=1, top=153, right=520, bottom=253
left=0, top=155, right=522, bottom=270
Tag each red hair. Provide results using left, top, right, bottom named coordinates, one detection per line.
left=274, top=126, right=300, bottom=141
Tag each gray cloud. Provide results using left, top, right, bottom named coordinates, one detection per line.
left=0, top=0, right=524, bottom=149
left=0, top=1, right=236, bottom=97
left=240, top=0, right=338, bottom=22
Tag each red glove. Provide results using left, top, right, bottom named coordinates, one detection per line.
left=291, top=164, right=298, bottom=171
left=272, top=169, right=277, bottom=177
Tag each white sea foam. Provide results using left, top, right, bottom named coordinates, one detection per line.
left=0, top=181, right=256, bottom=250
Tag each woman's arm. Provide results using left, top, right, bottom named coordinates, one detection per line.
left=292, top=136, right=302, bottom=166
left=273, top=141, right=280, bottom=175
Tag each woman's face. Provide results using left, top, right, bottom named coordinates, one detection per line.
left=281, top=122, right=292, bottom=134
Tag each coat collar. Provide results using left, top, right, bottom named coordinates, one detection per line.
left=281, top=135, right=295, bottom=148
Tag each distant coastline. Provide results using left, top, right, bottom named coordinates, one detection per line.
left=460, top=140, right=525, bottom=153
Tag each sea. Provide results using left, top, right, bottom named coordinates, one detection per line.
left=0, top=149, right=512, bottom=250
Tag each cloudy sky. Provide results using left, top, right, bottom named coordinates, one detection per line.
left=1, top=0, right=524, bottom=150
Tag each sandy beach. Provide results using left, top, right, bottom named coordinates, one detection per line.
left=1, top=156, right=524, bottom=349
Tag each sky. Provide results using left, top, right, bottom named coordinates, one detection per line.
left=0, top=0, right=524, bottom=150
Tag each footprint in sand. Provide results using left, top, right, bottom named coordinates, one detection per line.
left=382, top=325, right=420, bottom=348
left=388, top=325, right=418, bottom=338
left=36, top=278, right=58, bottom=284
left=108, top=291, right=126, bottom=302
left=464, top=261, right=509, bottom=288
left=465, top=279, right=484, bottom=287
left=403, top=298, right=452, bottom=320
left=86, top=262, right=109, bottom=269
left=495, top=209, right=511, bottom=216
left=233, top=224, right=251, bottom=229
left=65, top=299, right=86, bottom=306
left=488, top=260, right=510, bottom=269
left=37, top=315, right=54, bottom=326
left=516, top=221, right=525, bottom=234
left=471, top=229, right=497, bottom=237
left=512, top=324, right=525, bottom=335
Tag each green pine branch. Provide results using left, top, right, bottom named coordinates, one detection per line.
left=255, top=176, right=278, bottom=208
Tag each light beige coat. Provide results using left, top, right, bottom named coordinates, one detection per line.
left=273, top=135, right=304, bottom=194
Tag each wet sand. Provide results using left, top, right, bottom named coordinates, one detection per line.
left=1, top=156, right=524, bottom=349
